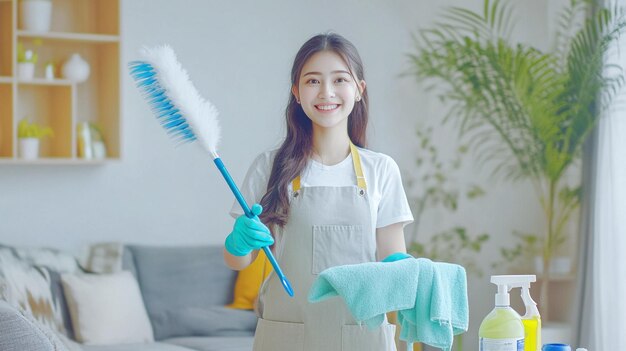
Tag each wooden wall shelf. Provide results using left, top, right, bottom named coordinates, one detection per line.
left=0, top=0, right=120, bottom=164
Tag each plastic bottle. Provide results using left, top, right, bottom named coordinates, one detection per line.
left=479, top=275, right=525, bottom=351
left=510, top=275, right=541, bottom=351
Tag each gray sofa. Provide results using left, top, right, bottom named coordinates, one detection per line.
left=0, top=244, right=256, bottom=351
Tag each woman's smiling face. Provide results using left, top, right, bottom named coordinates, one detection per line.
left=293, top=50, right=365, bottom=131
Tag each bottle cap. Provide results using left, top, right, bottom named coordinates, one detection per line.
left=542, top=344, right=571, bottom=351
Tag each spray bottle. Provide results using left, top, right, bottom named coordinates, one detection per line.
left=510, top=275, right=541, bottom=351
left=479, top=275, right=527, bottom=351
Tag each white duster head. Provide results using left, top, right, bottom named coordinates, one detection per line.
left=140, top=45, right=221, bottom=156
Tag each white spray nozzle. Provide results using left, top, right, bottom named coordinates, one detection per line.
left=517, top=275, right=540, bottom=318
left=490, top=275, right=536, bottom=307
left=491, top=275, right=535, bottom=288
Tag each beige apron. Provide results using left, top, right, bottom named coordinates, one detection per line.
left=253, top=143, right=397, bottom=351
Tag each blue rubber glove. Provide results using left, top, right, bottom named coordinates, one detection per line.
left=382, top=252, right=413, bottom=262
left=225, top=204, right=274, bottom=256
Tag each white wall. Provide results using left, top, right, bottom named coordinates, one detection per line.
left=0, top=0, right=553, bottom=348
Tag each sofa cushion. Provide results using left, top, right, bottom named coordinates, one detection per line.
left=61, top=271, right=154, bottom=345
left=151, top=306, right=256, bottom=338
left=0, top=299, right=70, bottom=351
left=125, top=245, right=237, bottom=340
left=121, top=246, right=138, bottom=278
left=0, top=246, right=70, bottom=337
left=163, top=336, right=254, bottom=351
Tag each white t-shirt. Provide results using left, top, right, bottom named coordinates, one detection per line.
left=230, top=147, right=414, bottom=231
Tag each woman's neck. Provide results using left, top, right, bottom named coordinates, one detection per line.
left=311, top=126, right=351, bottom=166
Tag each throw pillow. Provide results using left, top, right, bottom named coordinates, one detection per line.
left=227, top=249, right=272, bottom=310
left=0, top=246, right=68, bottom=337
left=61, top=271, right=154, bottom=345
left=84, top=242, right=124, bottom=274
left=7, top=245, right=81, bottom=274
left=45, top=267, right=75, bottom=340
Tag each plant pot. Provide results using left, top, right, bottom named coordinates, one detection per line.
left=17, top=62, right=35, bottom=80
left=18, top=137, right=40, bottom=159
left=62, top=54, right=90, bottom=83
left=19, top=0, right=52, bottom=32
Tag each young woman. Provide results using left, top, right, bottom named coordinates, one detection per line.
left=224, top=32, right=413, bottom=351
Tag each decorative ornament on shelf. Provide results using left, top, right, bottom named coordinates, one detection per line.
left=19, top=0, right=53, bottom=32
left=62, top=54, right=90, bottom=83
left=77, top=122, right=106, bottom=160
left=44, top=61, right=55, bottom=80
left=17, top=118, right=53, bottom=160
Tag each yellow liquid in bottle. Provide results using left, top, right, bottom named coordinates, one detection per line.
left=522, top=317, right=541, bottom=351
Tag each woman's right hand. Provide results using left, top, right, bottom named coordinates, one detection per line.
left=225, top=204, right=274, bottom=256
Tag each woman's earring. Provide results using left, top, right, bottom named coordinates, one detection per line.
left=356, top=96, right=361, bottom=102
left=296, top=98, right=301, bottom=104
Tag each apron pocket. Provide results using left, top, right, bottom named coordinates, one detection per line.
left=312, top=224, right=367, bottom=274
left=253, top=318, right=304, bottom=351
left=341, top=323, right=397, bottom=351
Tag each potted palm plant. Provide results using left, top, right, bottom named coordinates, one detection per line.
left=408, top=0, right=625, bottom=319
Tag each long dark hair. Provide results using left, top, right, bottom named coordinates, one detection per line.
left=259, top=32, right=369, bottom=230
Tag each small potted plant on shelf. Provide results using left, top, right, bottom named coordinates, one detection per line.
left=18, top=118, right=53, bottom=160
left=17, top=42, right=39, bottom=80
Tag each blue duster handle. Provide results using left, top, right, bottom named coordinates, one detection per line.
left=214, top=157, right=294, bottom=297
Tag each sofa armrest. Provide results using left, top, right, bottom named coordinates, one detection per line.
left=0, top=300, right=69, bottom=351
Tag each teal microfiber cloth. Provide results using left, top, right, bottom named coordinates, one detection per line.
left=308, top=258, right=420, bottom=328
left=308, top=258, right=468, bottom=351
left=397, top=260, right=468, bottom=350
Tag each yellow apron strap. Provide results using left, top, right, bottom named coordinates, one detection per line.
left=291, top=142, right=367, bottom=192
left=350, top=142, right=367, bottom=190
left=292, top=174, right=301, bottom=193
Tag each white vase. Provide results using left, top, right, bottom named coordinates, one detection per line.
left=62, top=54, right=90, bottom=83
left=18, top=137, right=40, bottom=159
left=17, top=62, right=35, bottom=80
left=19, top=0, right=52, bottom=32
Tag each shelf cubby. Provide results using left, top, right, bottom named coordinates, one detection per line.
left=23, top=0, right=119, bottom=36
left=17, top=84, right=73, bottom=158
